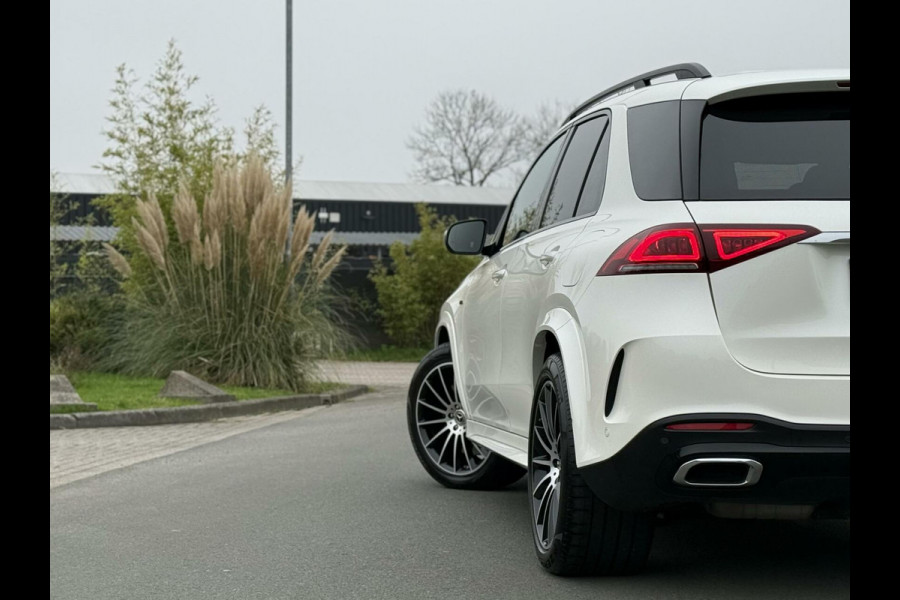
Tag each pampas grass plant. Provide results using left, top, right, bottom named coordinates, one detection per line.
left=107, top=155, right=348, bottom=390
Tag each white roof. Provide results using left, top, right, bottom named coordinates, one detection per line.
left=50, top=173, right=119, bottom=196
left=50, top=173, right=514, bottom=207
left=49, top=225, right=119, bottom=242
left=296, top=180, right=512, bottom=206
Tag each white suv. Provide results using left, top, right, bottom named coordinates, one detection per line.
left=406, top=63, right=850, bottom=576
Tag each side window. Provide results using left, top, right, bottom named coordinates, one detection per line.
left=627, top=101, right=682, bottom=200
left=502, top=135, right=566, bottom=246
left=575, top=117, right=612, bottom=216
left=541, top=116, right=608, bottom=228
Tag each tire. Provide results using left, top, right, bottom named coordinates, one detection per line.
left=528, top=353, right=654, bottom=576
left=407, top=343, right=525, bottom=490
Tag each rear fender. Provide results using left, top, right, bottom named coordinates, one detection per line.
left=536, top=309, right=594, bottom=468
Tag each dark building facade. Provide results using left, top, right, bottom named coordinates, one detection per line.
left=52, top=174, right=511, bottom=239
left=51, top=174, right=514, bottom=345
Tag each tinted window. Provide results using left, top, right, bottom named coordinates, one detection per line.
left=575, top=117, right=612, bottom=216
left=541, top=117, right=607, bottom=228
left=627, top=101, right=682, bottom=200
left=503, top=135, right=566, bottom=246
left=700, top=93, right=850, bottom=200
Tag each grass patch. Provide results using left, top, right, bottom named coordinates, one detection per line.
left=340, top=345, right=429, bottom=363
left=62, top=371, right=342, bottom=412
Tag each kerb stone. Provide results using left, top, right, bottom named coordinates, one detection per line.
left=158, top=371, right=236, bottom=403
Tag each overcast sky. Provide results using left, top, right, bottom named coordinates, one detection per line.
left=50, top=0, right=850, bottom=184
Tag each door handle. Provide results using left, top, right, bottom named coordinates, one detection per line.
left=539, top=245, right=560, bottom=269
left=491, top=268, right=508, bottom=283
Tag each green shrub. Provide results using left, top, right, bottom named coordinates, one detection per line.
left=50, top=178, right=123, bottom=371
left=103, top=157, right=348, bottom=391
left=49, top=292, right=121, bottom=371
left=370, top=204, right=479, bottom=347
left=50, top=186, right=66, bottom=295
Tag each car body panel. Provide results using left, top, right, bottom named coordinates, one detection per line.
left=431, top=68, right=850, bottom=501
left=496, top=217, right=591, bottom=436
left=681, top=69, right=850, bottom=104
left=574, top=273, right=849, bottom=467
left=687, top=201, right=850, bottom=376
left=455, top=254, right=507, bottom=428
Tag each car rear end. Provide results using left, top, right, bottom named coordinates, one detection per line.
left=576, top=72, right=850, bottom=518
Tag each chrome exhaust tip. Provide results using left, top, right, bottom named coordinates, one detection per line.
left=673, top=458, right=763, bottom=487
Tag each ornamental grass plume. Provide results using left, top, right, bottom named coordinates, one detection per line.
left=172, top=182, right=203, bottom=265
left=289, top=207, right=316, bottom=278
left=107, top=154, right=349, bottom=390
left=102, top=243, right=132, bottom=278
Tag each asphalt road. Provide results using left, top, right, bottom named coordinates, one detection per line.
left=50, top=388, right=850, bottom=600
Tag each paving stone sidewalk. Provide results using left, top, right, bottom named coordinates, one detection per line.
left=50, top=409, right=325, bottom=489
left=315, top=360, right=416, bottom=387
left=50, top=363, right=416, bottom=489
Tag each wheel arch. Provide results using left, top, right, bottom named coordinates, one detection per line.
left=435, top=301, right=458, bottom=358
left=435, top=325, right=450, bottom=348
left=531, top=330, right=561, bottom=388
left=435, top=307, right=472, bottom=416
left=534, top=309, right=594, bottom=467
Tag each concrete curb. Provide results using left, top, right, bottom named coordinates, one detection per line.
left=49, top=385, right=369, bottom=430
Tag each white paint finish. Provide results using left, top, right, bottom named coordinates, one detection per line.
left=687, top=201, right=850, bottom=375
left=438, top=71, right=851, bottom=472
left=454, top=255, right=509, bottom=430
left=685, top=200, right=850, bottom=230
left=681, top=69, right=850, bottom=103
left=439, top=272, right=473, bottom=417
left=592, top=335, right=850, bottom=466
left=573, top=274, right=724, bottom=465
left=536, top=309, right=592, bottom=467
left=440, top=301, right=490, bottom=441
left=573, top=273, right=848, bottom=466
left=496, top=218, right=591, bottom=435
left=465, top=420, right=528, bottom=467
left=707, top=245, right=850, bottom=375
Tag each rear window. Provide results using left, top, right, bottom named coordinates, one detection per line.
left=700, top=93, right=850, bottom=200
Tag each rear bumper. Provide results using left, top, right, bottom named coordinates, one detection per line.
left=578, top=413, right=850, bottom=513
left=574, top=274, right=849, bottom=467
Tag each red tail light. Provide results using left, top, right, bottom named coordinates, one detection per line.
left=701, top=225, right=818, bottom=271
left=666, top=422, right=755, bottom=431
left=598, top=224, right=818, bottom=275
left=598, top=224, right=704, bottom=275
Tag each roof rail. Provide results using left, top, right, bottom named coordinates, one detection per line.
left=563, top=62, right=712, bottom=124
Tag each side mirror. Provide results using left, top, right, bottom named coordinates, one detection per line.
left=445, top=219, right=488, bottom=255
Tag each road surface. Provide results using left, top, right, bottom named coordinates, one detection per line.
left=50, top=388, right=850, bottom=599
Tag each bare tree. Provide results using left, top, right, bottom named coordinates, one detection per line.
left=522, top=99, right=576, bottom=159
left=407, top=90, right=528, bottom=187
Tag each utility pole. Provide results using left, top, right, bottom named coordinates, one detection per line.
left=285, top=0, right=294, bottom=259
